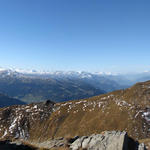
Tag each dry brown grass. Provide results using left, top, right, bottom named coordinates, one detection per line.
left=26, top=80, right=150, bottom=142
left=50, top=147, right=69, bottom=150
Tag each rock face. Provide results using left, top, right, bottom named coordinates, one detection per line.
left=69, top=131, right=146, bottom=150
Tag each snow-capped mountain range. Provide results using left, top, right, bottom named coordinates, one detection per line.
left=0, top=67, right=150, bottom=85
left=0, top=67, right=117, bottom=77
left=0, top=67, right=150, bottom=78
left=0, top=67, right=150, bottom=104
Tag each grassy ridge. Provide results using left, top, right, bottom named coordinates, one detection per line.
left=29, top=81, right=150, bottom=141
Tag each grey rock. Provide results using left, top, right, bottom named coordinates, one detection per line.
left=70, top=136, right=87, bottom=150
left=28, top=131, right=146, bottom=150
left=82, top=137, right=92, bottom=149
left=138, top=143, right=146, bottom=150
left=70, top=131, right=146, bottom=150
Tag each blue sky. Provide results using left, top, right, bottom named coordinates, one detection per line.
left=0, top=0, right=150, bottom=73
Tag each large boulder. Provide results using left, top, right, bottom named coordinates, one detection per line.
left=70, top=131, right=146, bottom=150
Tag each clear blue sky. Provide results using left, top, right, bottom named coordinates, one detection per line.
left=0, top=0, right=150, bottom=73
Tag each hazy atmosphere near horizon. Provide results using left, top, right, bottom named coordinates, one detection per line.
left=0, top=0, right=150, bottom=73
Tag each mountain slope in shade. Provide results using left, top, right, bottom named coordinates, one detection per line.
left=0, top=76, right=105, bottom=103
left=0, top=93, right=26, bottom=108
left=0, top=68, right=130, bottom=103
left=1, top=81, right=150, bottom=142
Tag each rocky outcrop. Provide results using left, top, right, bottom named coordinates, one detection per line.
left=0, top=131, right=146, bottom=150
left=27, top=131, right=146, bottom=150
left=69, top=131, right=146, bottom=150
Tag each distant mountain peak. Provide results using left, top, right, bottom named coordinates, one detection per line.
left=0, top=67, right=117, bottom=76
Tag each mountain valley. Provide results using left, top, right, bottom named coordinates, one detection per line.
left=0, top=68, right=144, bottom=104
left=0, top=93, right=25, bottom=108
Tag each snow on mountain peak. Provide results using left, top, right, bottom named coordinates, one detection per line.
left=0, top=67, right=7, bottom=72
left=0, top=67, right=118, bottom=77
